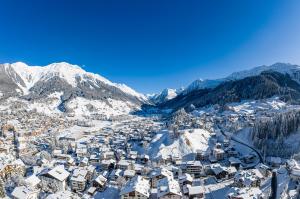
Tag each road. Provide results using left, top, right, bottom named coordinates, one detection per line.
left=217, top=125, right=264, bottom=165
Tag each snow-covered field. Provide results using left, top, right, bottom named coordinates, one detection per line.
left=147, top=129, right=212, bottom=160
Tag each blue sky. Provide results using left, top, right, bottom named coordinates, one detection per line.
left=0, top=0, right=300, bottom=93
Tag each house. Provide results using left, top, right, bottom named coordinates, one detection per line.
left=181, top=161, right=202, bottom=178
left=213, top=148, right=225, bottom=161
left=227, top=187, right=263, bottom=199
left=76, top=147, right=88, bottom=158
left=243, top=154, right=257, bottom=164
left=120, top=176, right=150, bottom=199
left=255, top=163, right=270, bottom=177
left=11, top=186, right=39, bottom=199
left=110, top=169, right=123, bottom=181
left=188, top=186, right=205, bottom=199
left=149, top=168, right=173, bottom=188
left=103, top=151, right=115, bottom=160
left=39, top=165, right=70, bottom=193
left=93, top=174, right=107, bottom=191
left=101, top=159, right=115, bottom=170
left=228, top=157, right=242, bottom=169
left=89, top=154, right=101, bottom=166
left=86, top=165, right=96, bottom=181
left=117, top=160, right=132, bottom=170
left=233, top=169, right=263, bottom=188
left=195, top=150, right=209, bottom=161
left=87, top=186, right=97, bottom=196
left=178, top=173, right=193, bottom=186
left=287, top=160, right=300, bottom=181
left=157, top=177, right=182, bottom=199
left=25, top=175, right=41, bottom=189
left=70, top=168, right=88, bottom=192
left=210, top=164, right=228, bottom=179
left=124, top=169, right=136, bottom=180
left=226, top=166, right=237, bottom=179
left=79, top=157, right=89, bottom=167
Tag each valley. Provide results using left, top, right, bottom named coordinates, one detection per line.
left=0, top=62, right=300, bottom=199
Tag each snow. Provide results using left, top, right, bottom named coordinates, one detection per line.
left=147, top=129, right=211, bottom=159
left=8, top=62, right=146, bottom=100
left=183, top=79, right=223, bottom=94
left=67, top=97, right=136, bottom=117
left=183, top=63, right=300, bottom=93
left=94, top=185, right=119, bottom=199
left=150, top=88, right=179, bottom=104
left=227, top=97, right=286, bottom=114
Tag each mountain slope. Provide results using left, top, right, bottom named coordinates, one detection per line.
left=149, top=88, right=183, bottom=104
left=160, top=71, right=300, bottom=110
left=183, top=63, right=300, bottom=94
left=0, top=62, right=147, bottom=115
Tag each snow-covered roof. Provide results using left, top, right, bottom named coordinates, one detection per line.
left=25, top=175, right=41, bottom=188
left=45, top=190, right=80, bottom=199
left=157, top=177, right=182, bottom=197
left=227, top=187, right=262, bottom=198
left=48, top=165, right=70, bottom=182
left=120, top=176, right=150, bottom=197
left=71, top=168, right=88, bottom=182
left=11, top=186, right=36, bottom=199
left=188, top=186, right=205, bottom=195
left=150, top=167, right=173, bottom=179
left=95, top=175, right=107, bottom=186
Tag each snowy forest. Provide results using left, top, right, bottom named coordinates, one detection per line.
left=251, top=109, right=300, bottom=158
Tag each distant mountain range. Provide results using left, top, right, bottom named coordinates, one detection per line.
left=153, top=63, right=300, bottom=110
left=2, top=62, right=300, bottom=115
left=0, top=62, right=147, bottom=116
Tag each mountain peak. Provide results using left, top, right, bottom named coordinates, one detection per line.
left=46, top=62, right=84, bottom=72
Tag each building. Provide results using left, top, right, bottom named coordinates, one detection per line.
left=39, top=165, right=70, bottom=193
left=120, top=176, right=150, bottom=199
left=157, top=177, right=182, bottom=199
left=149, top=168, right=173, bottom=188
left=93, top=174, right=107, bottom=191
left=70, top=168, right=88, bottom=192
left=233, top=169, right=263, bottom=188
left=227, top=187, right=264, bottom=199
left=181, top=161, right=202, bottom=178
left=188, top=186, right=205, bottom=199
left=11, top=186, right=39, bottom=199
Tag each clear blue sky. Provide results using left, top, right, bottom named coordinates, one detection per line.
left=1, top=0, right=300, bottom=93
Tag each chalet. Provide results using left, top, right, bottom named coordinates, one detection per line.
left=178, top=173, right=193, bottom=186
left=227, top=187, right=263, bottom=199
left=124, top=169, right=136, bottom=180
left=188, top=185, right=205, bottom=199
left=93, top=174, right=107, bottom=191
left=181, top=161, right=202, bottom=178
left=101, top=159, right=115, bottom=170
left=233, top=169, right=263, bottom=188
left=39, top=165, right=70, bottom=193
left=195, top=150, right=209, bottom=161
left=70, top=168, right=88, bottom=192
left=11, top=186, right=39, bottom=199
left=157, top=177, right=182, bottom=199
left=120, top=176, right=150, bottom=199
left=211, top=164, right=228, bottom=179
left=213, top=148, right=225, bottom=161
left=25, top=175, right=41, bottom=189
left=118, top=160, right=131, bottom=170
left=228, top=157, right=242, bottom=169
left=149, top=168, right=173, bottom=188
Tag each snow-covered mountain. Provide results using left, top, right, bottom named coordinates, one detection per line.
left=183, top=63, right=300, bottom=94
left=149, top=88, right=183, bottom=104
left=0, top=62, right=147, bottom=116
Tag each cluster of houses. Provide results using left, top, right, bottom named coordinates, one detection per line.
left=0, top=102, right=300, bottom=199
